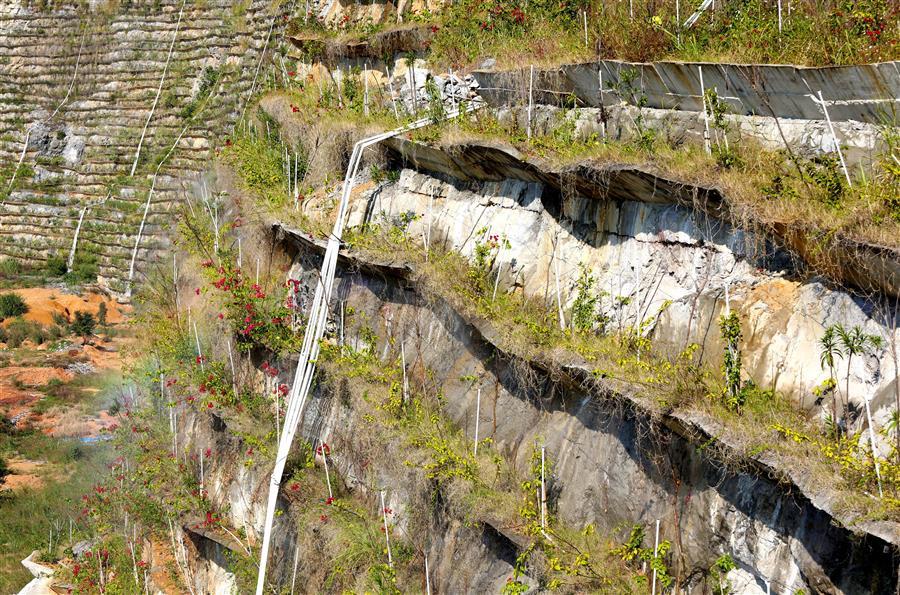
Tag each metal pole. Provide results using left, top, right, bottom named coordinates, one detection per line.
left=540, top=446, right=547, bottom=529
left=526, top=65, right=534, bottom=139
left=193, top=320, right=204, bottom=371
left=699, top=66, right=711, bottom=155
left=651, top=519, right=660, bottom=595
left=777, top=0, right=783, bottom=34
left=864, top=396, right=885, bottom=497
left=321, top=441, right=333, bottom=499
left=381, top=490, right=393, bottom=567
left=816, top=90, right=852, bottom=187
left=474, top=386, right=481, bottom=456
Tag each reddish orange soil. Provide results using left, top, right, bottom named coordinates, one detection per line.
left=0, top=288, right=130, bottom=435
left=6, top=287, right=129, bottom=327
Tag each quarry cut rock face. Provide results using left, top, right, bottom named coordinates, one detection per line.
left=344, top=157, right=899, bottom=429
left=4, top=0, right=900, bottom=592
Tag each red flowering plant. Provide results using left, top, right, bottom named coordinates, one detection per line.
left=200, top=255, right=300, bottom=355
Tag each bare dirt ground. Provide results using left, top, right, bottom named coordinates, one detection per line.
left=1, top=289, right=131, bottom=492
left=4, top=458, right=47, bottom=491
left=10, top=287, right=128, bottom=327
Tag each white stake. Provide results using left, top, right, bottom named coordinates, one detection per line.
left=816, top=90, right=852, bottom=187
left=863, top=396, right=884, bottom=497
left=381, top=490, right=393, bottom=567
left=540, top=446, right=547, bottom=529
left=193, top=320, right=204, bottom=371
left=777, top=0, right=783, bottom=34
left=527, top=65, right=535, bottom=139
left=364, top=63, right=370, bottom=117
left=553, top=251, right=565, bottom=330
left=598, top=68, right=606, bottom=138
left=387, top=66, right=400, bottom=122
left=582, top=10, right=588, bottom=46
left=425, top=554, right=431, bottom=595
left=227, top=338, right=238, bottom=398
left=173, top=253, right=179, bottom=311
left=339, top=301, right=345, bottom=349
left=255, top=256, right=260, bottom=285
left=237, top=237, right=242, bottom=268
left=173, top=409, right=178, bottom=457
left=676, top=0, right=681, bottom=41
left=651, top=519, right=660, bottom=595
left=401, top=341, right=409, bottom=404
left=473, top=386, right=481, bottom=456
left=492, top=259, right=503, bottom=302
left=321, top=442, right=333, bottom=499
left=274, top=380, right=280, bottom=444
left=290, top=540, right=300, bottom=594
left=765, top=580, right=771, bottom=595
left=67, top=206, right=89, bottom=270
left=199, top=446, right=204, bottom=490
left=699, top=66, right=711, bottom=155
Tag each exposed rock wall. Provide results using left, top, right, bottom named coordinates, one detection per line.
left=341, top=140, right=899, bottom=430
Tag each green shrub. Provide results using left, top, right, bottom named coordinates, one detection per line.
left=0, top=259, right=20, bottom=278
left=45, top=255, right=67, bottom=277
left=5, top=319, right=45, bottom=347
left=65, top=252, right=98, bottom=285
left=0, top=293, right=28, bottom=319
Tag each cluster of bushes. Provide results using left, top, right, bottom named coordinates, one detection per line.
left=0, top=291, right=102, bottom=348
left=44, top=252, right=98, bottom=285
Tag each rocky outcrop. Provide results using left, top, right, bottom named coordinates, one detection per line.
left=268, top=225, right=900, bottom=593
left=349, top=139, right=899, bottom=426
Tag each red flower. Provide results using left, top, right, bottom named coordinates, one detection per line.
left=316, top=443, right=331, bottom=456
left=288, top=71, right=296, bottom=76
left=430, top=25, right=439, bottom=33
left=225, top=139, right=232, bottom=147
left=383, top=507, right=393, bottom=515
left=290, top=483, right=300, bottom=491
left=320, top=514, right=329, bottom=522
left=73, top=564, right=81, bottom=577
left=325, top=496, right=335, bottom=505
left=218, top=313, right=224, bottom=320
left=195, top=288, right=200, bottom=295
left=207, top=402, right=214, bottom=409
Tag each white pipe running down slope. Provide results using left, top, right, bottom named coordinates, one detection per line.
left=255, top=105, right=478, bottom=595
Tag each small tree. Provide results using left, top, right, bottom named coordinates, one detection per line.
left=835, top=324, right=883, bottom=429
left=70, top=311, right=96, bottom=345
left=819, top=325, right=842, bottom=438
left=0, top=292, right=28, bottom=319
left=97, top=301, right=108, bottom=327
